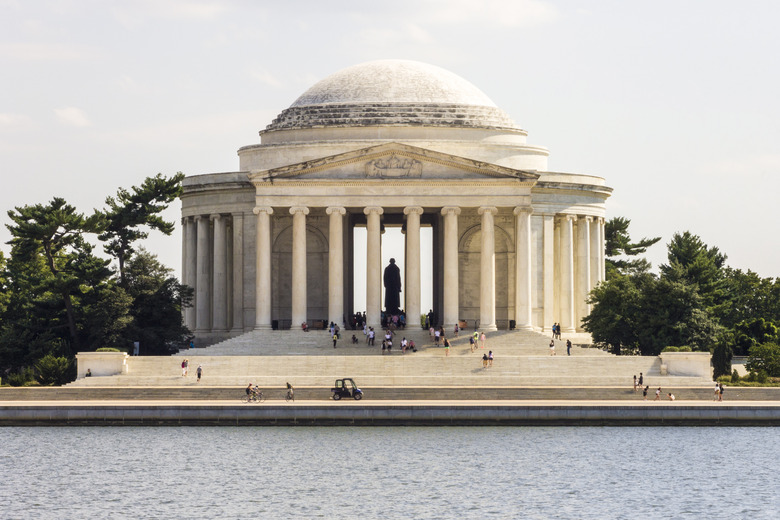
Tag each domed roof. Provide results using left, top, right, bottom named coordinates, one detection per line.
left=291, top=60, right=498, bottom=107
left=263, top=60, right=521, bottom=133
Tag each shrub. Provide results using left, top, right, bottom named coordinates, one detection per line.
left=662, top=346, right=679, bottom=352
left=6, top=367, right=35, bottom=387
left=34, top=354, right=74, bottom=386
left=677, top=346, right=693, bottom=352
left=96, top=347, right=121, bottom=352
left=731, top=369, right=740, bottom=383
left=757, top=370, right=769, bottom=384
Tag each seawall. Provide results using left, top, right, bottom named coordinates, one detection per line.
left=2, top=401, right=779, bottom=426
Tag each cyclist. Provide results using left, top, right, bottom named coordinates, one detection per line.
left=286, top=381, right=295, bottom=401
left=245, top=383, right=253, bottom=401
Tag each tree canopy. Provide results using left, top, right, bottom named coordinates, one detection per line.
left=0, top=175, right=191, bottom=383
left=585, top=226, right=778, bottom=368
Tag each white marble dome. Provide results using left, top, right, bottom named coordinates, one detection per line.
left=263, top=59, right=522, bottom=132
left=291, top=59, right=498, bottom=107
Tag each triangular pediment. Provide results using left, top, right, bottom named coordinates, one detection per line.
left=248, top=143, right=539, bottom=183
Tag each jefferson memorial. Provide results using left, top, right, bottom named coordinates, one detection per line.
left=181, top=60, right=611, bottom=344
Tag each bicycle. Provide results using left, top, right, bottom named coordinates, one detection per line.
left=242, top=390, right=266, bottom=403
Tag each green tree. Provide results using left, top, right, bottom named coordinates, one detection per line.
left=719, top=268, right=780, bottom=329
left=660, top=231, right=726, bottom=312
left=122, top=248, right=192, bottom=354
left=100, top=173, right=184, bottom=285
left=583, top=272, right=647, bottom=354
left=6, top=197, right=107, bottom=350
left=746, top=342, right=780, bottom=377
left=732, top=318, right=778, bottom=357
left=604, top=217, right=661, bottom=279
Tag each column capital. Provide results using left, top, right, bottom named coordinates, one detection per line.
left=441, top=206, right=461, bottom=216
left=326, top=206, right=346, bottom=216
left=363, top=206, right=384, bottom=216
left=253, top=206, right=273, bottom=216
left=513, top=206, right=533, bottom=216
left=478, top=206, right=498, bottom=216
left=209, top=213, right=222, bottom=221
left=193, top=215, right=204, bottom=222
left=403, top=206, right=424, bottom=216
left=582, top=215, right=594, bottom=223
left=232, top=211, right=244, bottom=218
left=289, top=206, right=309, bottom=216
left=558, top=213, right=577, bottom=223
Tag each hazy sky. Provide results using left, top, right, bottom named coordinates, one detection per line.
left=2, top=0, right=778, bottom=295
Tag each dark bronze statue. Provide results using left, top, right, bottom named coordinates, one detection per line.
left=383, top=258, right=402, bottom=314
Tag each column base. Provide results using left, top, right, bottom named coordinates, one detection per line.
left=483, top=324, right=498, bottom=332
left=253, top=324, right=273, bottom=331
left=516, top=324, right=535, bottom=331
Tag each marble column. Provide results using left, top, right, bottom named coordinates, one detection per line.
left=195, top=215, right=211, bottom=333
left=183, top=217, right=197, bottom=331
left=542, top=214, right=554, bottom=333
left=290, top=206, right=309, bottom=328
left=231, top=213, right=244, bottom=333
left=327, top=206, right=346, bottom=328
left=560, top=214, right=576, bottom=334
left=513, top=207, right=533, bottom=330
left=478, top=206, right=498, bottom=331
left=441, top=206, right=461, bottom=329
left=364, top=206, right=384, bottom=329
left=577, top=216, right=592, bottom=330
left=253, top=206, right=273, bottom=330
left=599, top=217, right=606, bottom=283
left=589, top=217, right=600, bottom=290
left=404, top=206, right=423, bottom=328
left=211, top=214, right=228, bottom=332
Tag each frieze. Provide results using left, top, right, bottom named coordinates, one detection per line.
left=365, top=154, right=423, bottom=178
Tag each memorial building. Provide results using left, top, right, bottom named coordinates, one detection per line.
left=181, top=60, right=611, bottom=344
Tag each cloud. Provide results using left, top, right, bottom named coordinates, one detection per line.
left=0, top=42, right=100, bottom=61
left=54, top=107, right=91, bottom=127
left=0, top=112, right=33, bottom=129
left=420, top=0, right=558, bottom=27
left=112, top=0, right=228, bottom=26
left=249, top=69, right=284, bottom=88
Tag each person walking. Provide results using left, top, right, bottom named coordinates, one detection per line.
left=654, top=387, right=661, bottom=400
left=443, top=338, right=450, bottom=356
left=566, top=339, right=572, bottom=356
left=633, top=375, right=637, bottom=392
left=549, top=340, right=555, bottom=356
left=469, top=335, right=476, bottom=352
left=643, top=385, right=649, bottom=400
left=488, top=350, right=493, bottom=367
left=714, top=382, right=720, bottom=401
left=638, top=373, right=643, bottom=387
left=333, top=331, right=338, bottom=349
left=196, top=364, right=203, bottom=383
left=482, top=353, right=488, bottom=368
left=718, top=383, right=724, bottom=402
left=181, top=359, right=187, bottom=377
left=480, top=332, right=487, bottom=349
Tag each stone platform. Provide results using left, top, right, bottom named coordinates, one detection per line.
left=69, top=329, right=714, bottom=388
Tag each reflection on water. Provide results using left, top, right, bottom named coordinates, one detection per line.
left=0, top=427, right=777, bottom=519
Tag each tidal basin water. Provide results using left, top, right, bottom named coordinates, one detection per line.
left=1, top=427, right=777, bottom=519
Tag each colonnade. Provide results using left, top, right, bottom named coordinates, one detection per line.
left=181, top=213, right=244, bottom=335
left=182, top=206, right=605, bottom=336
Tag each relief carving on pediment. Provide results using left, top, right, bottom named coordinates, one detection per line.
left=365, top=154, right=423, bottom=178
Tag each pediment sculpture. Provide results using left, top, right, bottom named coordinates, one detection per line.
left=365, top=154, right=423, bottom=178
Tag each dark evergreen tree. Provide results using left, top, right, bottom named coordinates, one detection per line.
left=100, top=173, right=184, bottom=285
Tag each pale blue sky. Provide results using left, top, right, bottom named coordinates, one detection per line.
left=2, top=0, right=778, bottom=294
